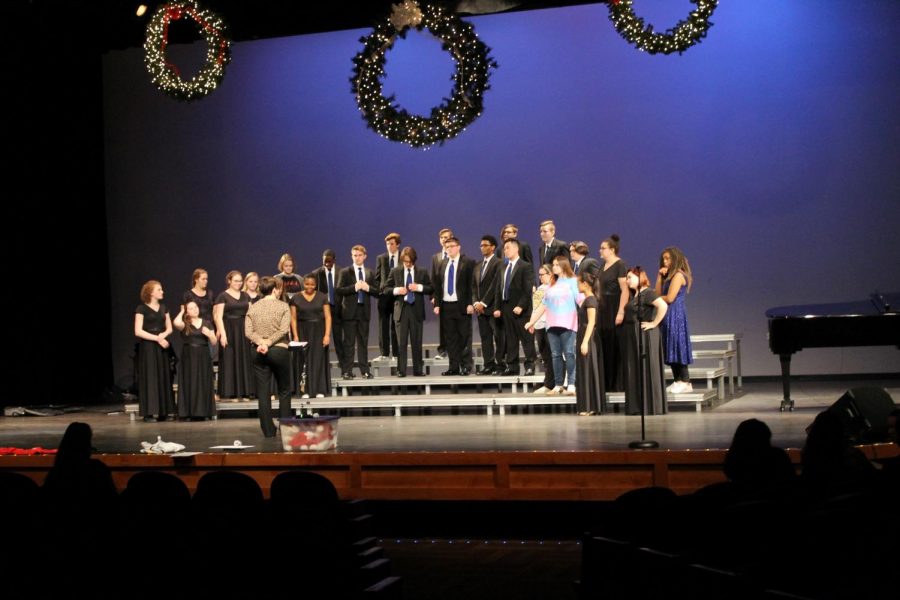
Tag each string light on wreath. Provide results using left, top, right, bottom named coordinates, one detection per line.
left=608, top=0, right=718, bottom=56
left=144, top=1, right=231, bottom=100
left=351, top=0, right=498, bottom=148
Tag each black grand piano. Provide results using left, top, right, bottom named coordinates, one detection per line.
left=766, top=292, right=900, bottom=411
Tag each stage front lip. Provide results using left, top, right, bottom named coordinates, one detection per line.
left=3, top=445, right=897, bottom=501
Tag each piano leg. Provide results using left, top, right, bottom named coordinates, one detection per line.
left=778, top=354, right=794, bottom=411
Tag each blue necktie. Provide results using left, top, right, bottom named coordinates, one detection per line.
left=448, top=260, right=455, bottom=297
left=357, top=267, right=365, bottom=304
left=503, top=263, right=512, bottom=301
left=406, top=269, right=414, bottom=304
left=327, top=270, right=334, bottom=305
left=574, top=261, right=579, bottom=275
left=390, top=255, right=395, bottom=270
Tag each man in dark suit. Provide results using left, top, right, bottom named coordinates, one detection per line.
left=374, top=232, right=401, bottom=361
left=492, top=238, right=537, bottom=375
left=537, top=220, right=569, bottom=267
left=569, top=241, right=601, bottom=278
left=472, top=234, right=504, bottom=374
left=496, top=223, right=534, bottom=267
left=336, top=244, right=378, bottom=379
left=430, top=227, right=454, bottom=359
left=433, top=236, right=476, bottom=375
left=307, top=249, right=345, bottom=370
left=388, top=247, right=432, bottom=377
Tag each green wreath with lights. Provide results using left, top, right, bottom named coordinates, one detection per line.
left=144, top=1, right=231, bottom=101
left=351, top=1, right=497, bottom=148
left=608, top=0, right=718, bottom=55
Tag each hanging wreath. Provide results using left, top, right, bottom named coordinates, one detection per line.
left=351, top=0, right=498, bottom=148
left=608, top=0, right=718, bottom=56
left=144, top=1, right=231, bottom=101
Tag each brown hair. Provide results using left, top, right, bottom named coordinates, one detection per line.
left=400, top=246, right=418, bottom=264
left=603, top=234, right=621, bottom=256
left=140, top=280, right=160, bottom=304
left=569, top=241, right=589, bottom=256
left=351, top=244, right=367, bottom=255
left=225, top=270, right=242, bottom=285
left=552, top=255, right=575, bottom=279
left=384, top=233, right=401, bottom=244
left=660, top=246, right=693, bottom=292
left=191, top=268, right=208, bottom=287
left=182, top=301, right=200, bottom=335
left=259, top=276, right=280, bottom=296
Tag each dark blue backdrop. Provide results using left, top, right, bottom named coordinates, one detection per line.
left=103, top=1, right=900, bottom=383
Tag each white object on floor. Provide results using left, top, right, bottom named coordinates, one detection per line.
left=140, top=436, right=186, bottom=454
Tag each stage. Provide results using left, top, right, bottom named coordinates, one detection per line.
left=2, top=378, right=897, bottom=500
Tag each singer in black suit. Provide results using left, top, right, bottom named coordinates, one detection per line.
left=496, top=223, right=534, bottom=266
left=473, top=235, right=504, bottom=374
left=336, top=245, right=378, bottom=379
left=308, top=249, right=345, bottom=371
left=430, top=228, right=454, bottom=359
left=388, top=247, right=433, bottom=377
left=433, top=237, right=476, bottom=375
left=492, top=238, right=537, bottom=375
left=374, top=233, right=401, bottom=360
left=569, top=241, right=601, bottom=279
left=537, top=220, right=569, bottom=267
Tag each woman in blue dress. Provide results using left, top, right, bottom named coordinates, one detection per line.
left=655, top=247, right=694, bottom=394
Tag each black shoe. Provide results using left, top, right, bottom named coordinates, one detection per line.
left=142, top=416, right=157, bottom=423
left=478, top=366, right=493, bottom=375
left=442, top=369, right=461, bottom=376
left=460, top=368, right=471, bottom=376
left=435, top=351, right=448, bottom=359
left=342, top=373, right=354, bottom=380
left=397, top=372, right=406, bottom=378
left=497, top=368, right=518, bottom=376
left=363, top=372, right=374, bottom=380
left=524, top=367, right=535, bottom=376
left=413, top=371, right=426, bottom=377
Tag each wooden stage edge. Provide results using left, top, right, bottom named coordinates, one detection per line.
left=3, top=445, right=897, bottom=501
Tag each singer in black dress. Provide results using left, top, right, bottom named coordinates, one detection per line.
left=134, top=281, right=175, bottom=421
left=598, top=235, right=628, bottom=393
left=183, top=268, right=215, bottom=323
left=214, top=271, right=254, bottom=399
left=575, top=273, right=606, bottom=415
left=174, top=302, right=217, bottom=419
left=622, top=267, right=668, bottom=416
left=290, top=276, right=332, bottom=398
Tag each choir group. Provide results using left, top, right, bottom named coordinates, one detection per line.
left=134, top=220, right=694, bottom=435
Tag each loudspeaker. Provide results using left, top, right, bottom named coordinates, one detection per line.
left=826, top=386, right=897, bottom=443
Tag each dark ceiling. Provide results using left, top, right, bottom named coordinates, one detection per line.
left=18, top=0, right=603, bottom=53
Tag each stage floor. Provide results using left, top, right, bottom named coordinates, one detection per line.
left=2, top=378, right=897, bottom=454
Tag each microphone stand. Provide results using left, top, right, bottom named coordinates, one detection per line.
left=630, top=289, right=659, bottom=449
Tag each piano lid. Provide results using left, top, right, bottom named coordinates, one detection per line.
left=765, top=293, right=900, bottom=319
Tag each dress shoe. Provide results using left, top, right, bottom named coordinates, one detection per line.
left=478, top=366, right=495, bottom=375
left=142, top=416, right=157, bottom=423
left=342, top=373, right=354, bottom=380
left=397, top=372, right=407, bottom=378
left=442, top=369, right=461, bottom=376
left=435, top=351, right=448, bottom=359
left=363, top=372, right=374, bottom=380
left=460, top=368, right=471, bottom=376
left=413, top=372, right=426, bottom=377
left=524, top=367, right=535, bottom=376
left=496, top=368, right=518, bottom=376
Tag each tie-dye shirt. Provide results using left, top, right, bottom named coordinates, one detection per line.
left=541, top=276, right=580, bottom=331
